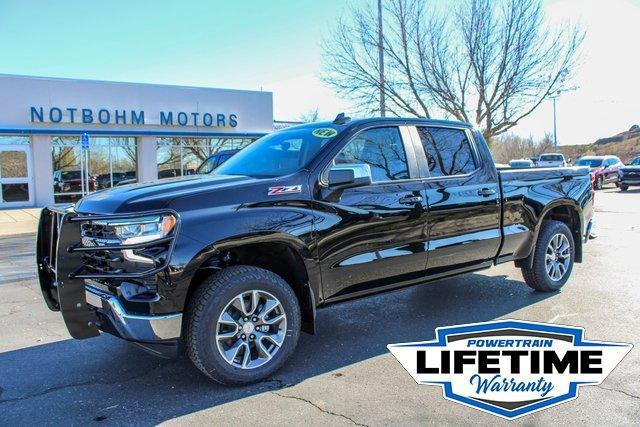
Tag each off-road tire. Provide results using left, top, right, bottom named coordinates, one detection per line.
left=521, top=220, right=575, bottom=292
left=186, top=265, right=301, bottom=385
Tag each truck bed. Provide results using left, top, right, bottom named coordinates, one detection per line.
left=495, top=166, right=593, bottom=263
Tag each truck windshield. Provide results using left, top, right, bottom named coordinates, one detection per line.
left=575, top=158, right=603, bottom=167
left=61, top=171, right=81, bottom=180
left=540, top=155, right=563, bottom=161
left=215, top=126, right=341, bottom=178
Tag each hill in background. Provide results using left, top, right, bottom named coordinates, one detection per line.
left=558, top=125, right=640, bottom=163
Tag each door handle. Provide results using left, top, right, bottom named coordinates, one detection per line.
left=399, top=195, right=423, bottom=205
left=477, top=188, right=496, bottom=197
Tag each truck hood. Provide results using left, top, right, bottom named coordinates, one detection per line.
left=75, top=174, right=257, bottom=214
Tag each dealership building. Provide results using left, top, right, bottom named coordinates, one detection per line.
left=0, top=74, right=274, bottom=208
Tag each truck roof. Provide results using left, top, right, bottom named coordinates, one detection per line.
left=283, top=117, right=474, bottom=131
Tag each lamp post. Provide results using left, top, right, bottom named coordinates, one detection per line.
left=378, top=0, right=385, bottom=117
left=549, top=86, right=578, bottom=149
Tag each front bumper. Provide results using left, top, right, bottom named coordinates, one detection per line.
left=618, top=177, right=640, bottom=185
left=85, top=284, right=182, bottom=342
left=584, top=219, right=595, bottom=242
left=36, top=205, right=182, bottom=348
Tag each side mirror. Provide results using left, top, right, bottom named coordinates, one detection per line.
left=327, top=163, right=372, bottom=190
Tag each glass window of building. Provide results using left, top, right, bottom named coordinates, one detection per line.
left=0, top=136, right=31, bottom=204
left=156, top=137, right=254, bottom=179
left=0, top=136, right=30, bottom=145
left=52, top=136, right=137, bottom=203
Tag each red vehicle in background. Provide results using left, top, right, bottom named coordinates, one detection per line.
left=574, top=155, right=624, bottom=190
left=52, top=170, right=97, bottom=193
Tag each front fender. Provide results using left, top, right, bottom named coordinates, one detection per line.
left=162, top=202, right=319, bottom=315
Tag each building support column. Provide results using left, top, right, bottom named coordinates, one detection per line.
left=31, top=135, right=54, bottom=206
left=137, top=136, right=157, bottom=182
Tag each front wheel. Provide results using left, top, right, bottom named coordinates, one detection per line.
left=186, top=265, right=301, bottom=385
left=521, top=220, right=575, bottom=292
left=620, top=184, right=629, bottom=192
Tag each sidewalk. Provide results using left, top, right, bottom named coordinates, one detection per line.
left=0, top=208, right=41, bottom=237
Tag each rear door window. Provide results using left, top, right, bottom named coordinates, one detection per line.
left=416, top=127, right=477, bottom=177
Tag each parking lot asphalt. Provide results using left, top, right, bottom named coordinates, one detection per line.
left=0, top=186, right=639, bottom=426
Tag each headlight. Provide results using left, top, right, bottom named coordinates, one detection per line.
left=96, top=214, right=177, bottom=244
left=93, top=214, right=177, bottom=265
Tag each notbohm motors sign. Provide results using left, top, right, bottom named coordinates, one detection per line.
left=388, top=320, right=632, bottom=420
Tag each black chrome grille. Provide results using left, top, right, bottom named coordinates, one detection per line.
left=40, top=208, right=178, bottom=281
left=81, top=222, right=118, bottom=240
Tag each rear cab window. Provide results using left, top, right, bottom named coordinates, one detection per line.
left=415, top=127, right=478, bottom=177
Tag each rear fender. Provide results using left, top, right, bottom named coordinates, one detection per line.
left=515, top=200, right=584, bottom=269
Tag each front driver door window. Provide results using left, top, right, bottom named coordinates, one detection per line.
left=316, top=126, right=429, bottom=301
left=333, top=127, right=410, bottom=182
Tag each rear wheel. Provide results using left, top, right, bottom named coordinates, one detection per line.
left=186, top=265, right=301, bottom=385
left=521, top=220, right=574, bottom=292
left=595, top=176, right=604, bottom=190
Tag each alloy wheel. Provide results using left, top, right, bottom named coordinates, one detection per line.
left=215, top=290, right=287, bottom=369
left=545, top=233, right=571, bottom=281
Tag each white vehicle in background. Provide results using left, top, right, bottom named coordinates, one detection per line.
left=537, top=153, right=567, bottom=167
left=509, top=159, right=534, bottom=168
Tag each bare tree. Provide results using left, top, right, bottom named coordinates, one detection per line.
left=322, top=0, right=583, bottom=142
left=299, top=108, right=320, bottom=123
left=491, top=132, right=553, bottom=163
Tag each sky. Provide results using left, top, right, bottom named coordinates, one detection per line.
left=0, top=0, right=638, bottom=146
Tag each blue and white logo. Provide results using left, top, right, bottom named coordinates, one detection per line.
left=388, top=319, right=632, bottom=420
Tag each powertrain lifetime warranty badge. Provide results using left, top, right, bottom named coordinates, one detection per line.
left=387, top=319, right=632, bottom=420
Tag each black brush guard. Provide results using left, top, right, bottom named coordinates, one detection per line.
left=36, top=205, right=179, bottom=340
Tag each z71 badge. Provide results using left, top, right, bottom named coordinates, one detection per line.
left=268, top=185, right=302, bottom=196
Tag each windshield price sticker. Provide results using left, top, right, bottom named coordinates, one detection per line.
left=312, top=128, right=338, bottom=138
left=388, top=319, right=632, bottom=420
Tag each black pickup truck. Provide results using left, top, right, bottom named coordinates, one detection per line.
left=37, top=115, right=594, bottom=385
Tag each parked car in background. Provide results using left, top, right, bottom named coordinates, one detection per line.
left=509, top=159, right=534, bottom=168
left=618, top=156, right=640, bottom=191
left=157, top=168, right=196, bottom=179
left=575, top=155, right=624, bottom=190
left=530, top=156, right=540, bottom=166
left=97, top=171, right=136, bottom=189
left=53, top=170, right=96, bottom=193
left=537, top=153, right=567, bottom=168
left=196, top=149, right=239, bottom=174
